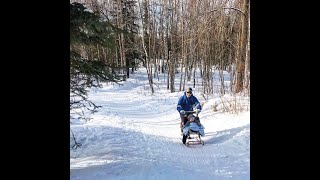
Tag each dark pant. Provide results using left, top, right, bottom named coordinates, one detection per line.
left=180, top=114, right=190, bottom=132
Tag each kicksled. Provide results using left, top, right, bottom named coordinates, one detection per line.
left=181, top=111, right=205, bottom=147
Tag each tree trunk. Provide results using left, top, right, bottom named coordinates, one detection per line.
left=235, top=0, right=249, bottom=93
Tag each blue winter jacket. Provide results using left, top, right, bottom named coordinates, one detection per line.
left=177, top=92, right=201, bottom=113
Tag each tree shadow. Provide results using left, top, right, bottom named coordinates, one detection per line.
left=203, top=124, right=250, bottom=145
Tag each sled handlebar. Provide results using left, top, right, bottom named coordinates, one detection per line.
left=184, top=111, right=196, bottom=114
left=184, top=111, right=199, bottom=116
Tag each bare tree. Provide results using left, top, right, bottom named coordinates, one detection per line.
left=235, top=0, right=249, bottom=93
left=71, top=0, right=250, bottom=96
left=138, top=0, right=155, bottom=93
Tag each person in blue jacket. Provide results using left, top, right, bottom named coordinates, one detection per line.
left=177, top=87, right=202, bottom=134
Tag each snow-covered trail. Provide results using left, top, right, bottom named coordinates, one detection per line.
left=70, top=70, right=250, bottom=180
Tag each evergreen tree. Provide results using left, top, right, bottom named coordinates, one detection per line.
left=70, top=2, right=124, bottom=115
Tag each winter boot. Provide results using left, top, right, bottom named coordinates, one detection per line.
left=182, top=134, right=187, bottom=144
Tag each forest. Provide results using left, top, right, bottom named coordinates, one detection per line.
left=70, top=0, right=250, bottom=112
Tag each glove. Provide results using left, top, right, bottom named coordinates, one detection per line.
left=196, top=109, right=201, bottom=114
left=180, top=110, right=185, bottom=115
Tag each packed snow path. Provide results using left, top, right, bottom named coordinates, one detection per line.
left=70, top=70, right=250, bottom=180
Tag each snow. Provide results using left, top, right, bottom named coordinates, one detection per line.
left=70, top=67, right=250, bottom=179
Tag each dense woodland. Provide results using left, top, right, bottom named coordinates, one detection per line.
left=70, top=0, right=250, bottom=113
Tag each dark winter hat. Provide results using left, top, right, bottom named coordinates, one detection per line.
left=186, top=87, right=192, bottom=93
